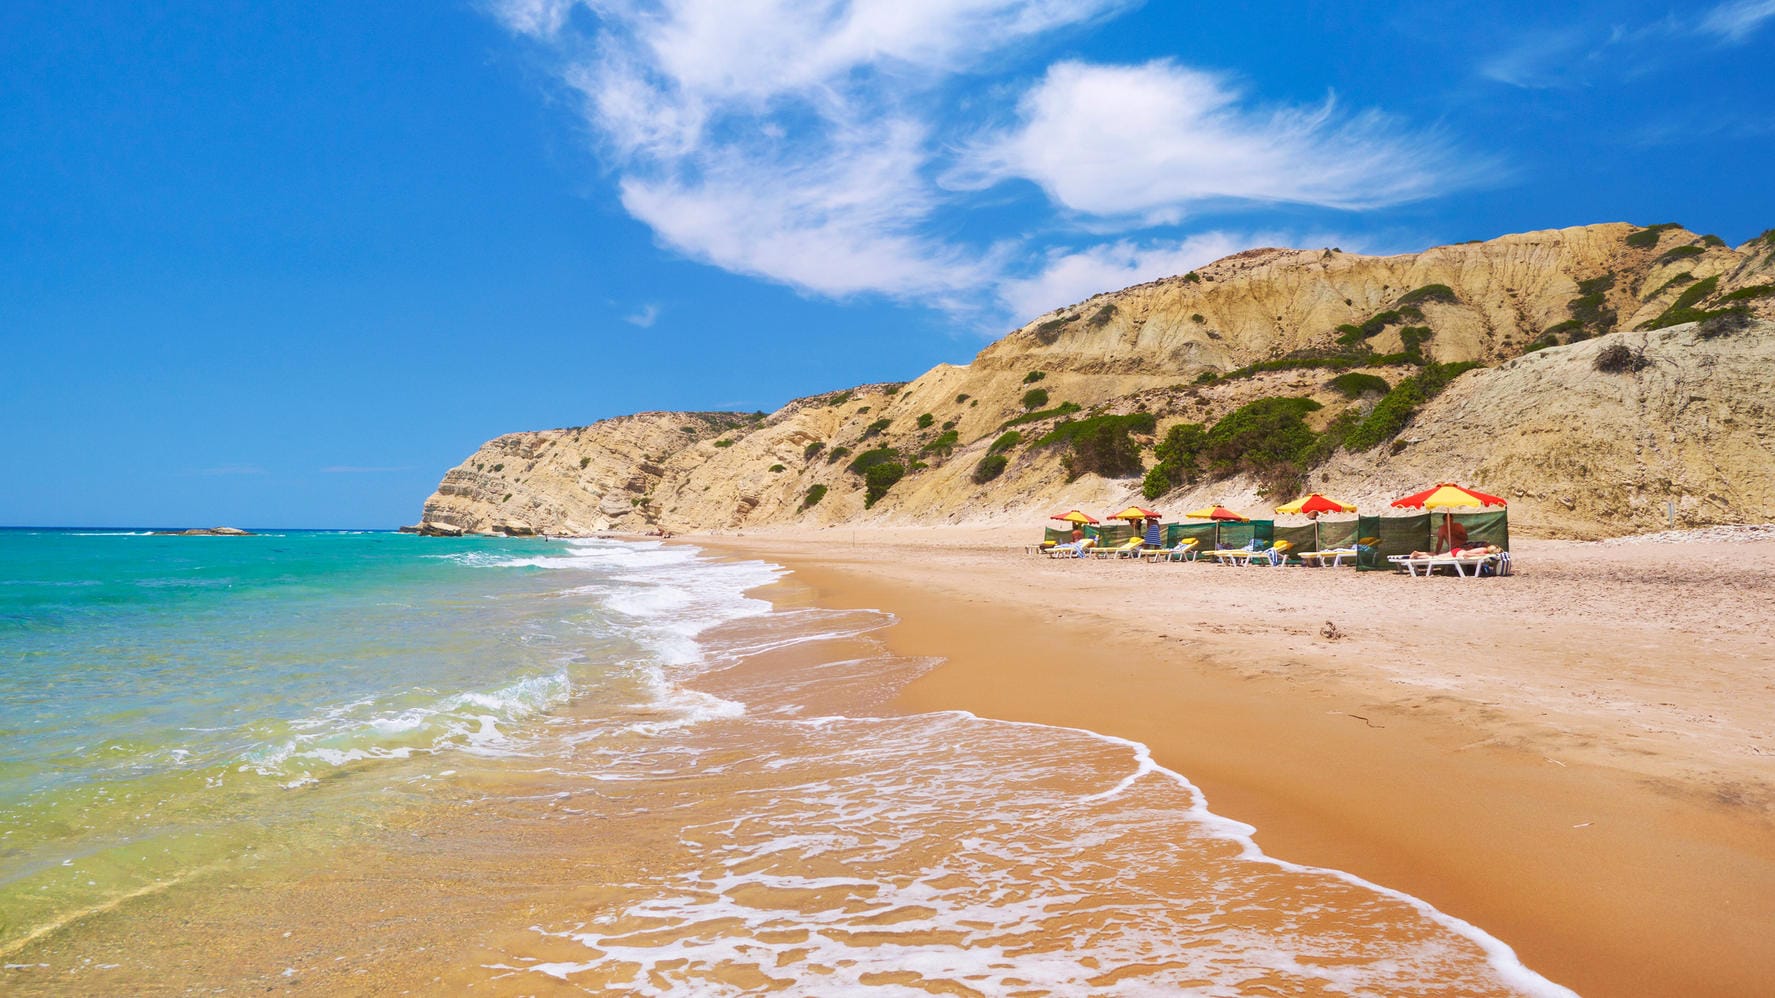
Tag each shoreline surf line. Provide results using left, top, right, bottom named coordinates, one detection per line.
left=697, top=531, right=1775, bottom=998
left=679, top=540, right=1573, bottom=995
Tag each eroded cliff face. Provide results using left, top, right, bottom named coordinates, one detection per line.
left=417, top=223, right=1775, bottom=538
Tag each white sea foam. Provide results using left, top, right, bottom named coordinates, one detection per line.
left=241, top=671, right=573, bottom=780
left=482, top=585, right=1577, bottom=998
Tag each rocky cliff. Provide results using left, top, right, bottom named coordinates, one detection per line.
left=417, top=223, right=1775, bottom=538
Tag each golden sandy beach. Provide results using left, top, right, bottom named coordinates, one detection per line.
left=702, top=528, right=1775, bottom=998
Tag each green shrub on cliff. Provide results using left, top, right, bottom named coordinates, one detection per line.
left=863, top=462, right=905, bottom=508
left=1625, top=222, right=1682, bottom=248
left=1021, top=388, right=1050, bottom=410
left=972, top=453, right=1009, bottom=483
left=802, top=484, right=827, bottom=508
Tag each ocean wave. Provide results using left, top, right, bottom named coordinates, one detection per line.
left=240, top=671, right=573, bottom=782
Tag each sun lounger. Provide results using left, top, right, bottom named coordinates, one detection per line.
left=1045, top=538, right=1096, bottom=559
left=1090, top=537, right=1147, bottom=559
left=1140, top=538, right=1199, bottom=562
left=1298, top=547, right=1359, bottom=567
left=1387, top=551, right=1508, bottom=577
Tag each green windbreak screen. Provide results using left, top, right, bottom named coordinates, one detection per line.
left=1353, top=510, right=1510, bottom=567
left=1215, top=521, right=1255, bottom=550
left=1272, top=523, right=1318, bottom=551
left=1165, top=522, right=1218, bottom=549
left=1453, top=510, right=1510, bottom=549
left=1043, top=526, right=1072, bottom=544
left=1090, top=523, right=1136, bottom=546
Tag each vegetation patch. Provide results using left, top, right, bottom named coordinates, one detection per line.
left=1645, top=275, right=1723, bottom=329
left=916, top=412, right=935, bottom=429
left=861, top=418, right=891, bottom=439
left=803, top=441, right=825, bottom=460
left=921, top=430, right=960, bottom=457
left=1088, top=304, right=1118, bottom=328
left=1032, top=316, right=1071, bottom=345
left=1343, top=362, right=1482, bottom=452
left=955, top=393, right=970, bottom=403
left=1644, top=272, right=1695, bottom=300
left=1036, top=412, right=1155, bottom=481
left=1698, top=310, right=1756, bottom=339
left=998, top=402, right=1082, bottom=430
left=1023, top=370, right=1046, bottom=384
left=972, top=453, right=1009, bottom=483
left=713, top=439, right=733, bottom=448
left=1657, top=244, right=1705, bottom=264
left=1396, top=284, right=1458, bottom=306
left=1625, top=222, right=1682, bottom=249
left=1701, top=234, right=1727, bottom=247
left=826, top=391, right=854, bottom=407
left=491, top=463, right=504, bottom=472
left=1564, top=272, right=1618, bottom=335
left=1718, top=283, right=1775, bottom=303
left=825, top=446, right=852, bottom=465
left=846, top=447, right=902, bottom=477
left=1328, top=372, right=1390, bottom=398
left=579, top=457, right=591, bottom=469
left=1197, top=397, right=1323, bottom=495
left=802, top=484, right=827, bottom=509
left=988, top=430, right=1022, bottom=454
left=1183, top=271, right=1202, bottom=282
left=1021, top=388, right=1050, bottom=410
left=863, top=462, right=905, bottom=508
left=768, top=463, right=786, bottom=473
left=1141, top=422, right=1208, bottom=499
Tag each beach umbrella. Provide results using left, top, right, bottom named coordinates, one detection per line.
left=1184, top=505, right=1248, bottom=521
left=1049, top=510, right=1100, bottom=525
left=1109, top=506, right=1164, bottom=546
left=1275, top=493, right=1358, bottom=551
left=1107, top=505, right=1162, bottom=522
left=1391, top=483, right=1505, bottom=552
left=1185, top=504, right=1248, bottom=549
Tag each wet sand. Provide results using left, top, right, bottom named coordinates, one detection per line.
left=701, top=528, right=1775, bottom=997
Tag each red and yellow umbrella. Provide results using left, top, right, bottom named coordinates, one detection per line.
left=1391, top=483, right=1505, bottom=552
left=1275, top=493, right=1357, bottom=516
left=1185, top=504, right=1248, bottom=549
left=1184, top=505, right=1248, bottom=522
left=1049, top=509, right=1100, bottom=525
left=1107, top=505, right=1162, bottom=522
left=1275, top=494, right=1358, bottom=551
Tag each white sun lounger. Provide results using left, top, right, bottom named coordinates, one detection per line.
left=1388, top=551, right=1510, bottom=577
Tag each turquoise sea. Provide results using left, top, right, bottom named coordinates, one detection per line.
left=0, top=528, right=1573, bottom=995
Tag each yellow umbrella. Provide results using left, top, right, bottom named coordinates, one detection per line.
left=1049, top=509, right=1100, bottom=525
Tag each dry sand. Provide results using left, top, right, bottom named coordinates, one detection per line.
left=699, top=526, right=1775, bottom=998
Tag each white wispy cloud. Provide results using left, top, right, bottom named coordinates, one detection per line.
left=1482, top=4, right=1772, bottom=90
left=489, top=2, right=1468, bottom=323
left=995, top=233, right=1248, bottom=321
left=1700, top=0, right=1775, bottom=41
left=953, top=61, right=1468, bottom=224
left=994, top=229, right=1382, bottom=320
left=623, top=303, right=660, bottom=327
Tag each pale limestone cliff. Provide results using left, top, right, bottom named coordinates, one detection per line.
left=418, top=223, right=1775, bottom=538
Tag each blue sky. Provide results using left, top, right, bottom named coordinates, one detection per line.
left=4, top=1, right=1773, bottom=527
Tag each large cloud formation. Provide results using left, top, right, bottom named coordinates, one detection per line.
left=490, top=1, right=1461, bottom=320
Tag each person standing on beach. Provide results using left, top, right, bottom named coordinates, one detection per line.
left=1435, top=519, right=1468, bottom=554
left=1143, top=516, right=1162, bottom=548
